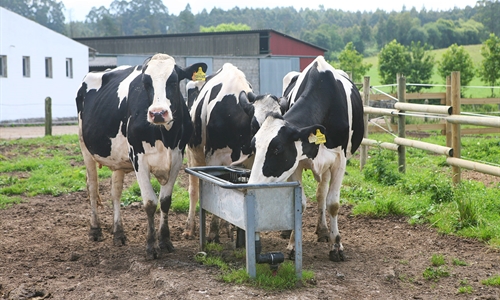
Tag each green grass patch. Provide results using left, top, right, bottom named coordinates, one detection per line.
left=452, top=258, right=468, bottom=266
left=0, top=194, right=23, bottom=209
left=120, top=179, right=192, bottom=212
left=457, top=279, right=474, bottom=294
left=423, top=266, right=450, bottom=281
left=342, top=132, right=500, bottom=248
left=0, top=135, right=103, bottom=207
left=195, top=243, right=314, bottom=290
left=430, top=254, right=446, bottom=267
left=481, top=275, right=500, bottom=286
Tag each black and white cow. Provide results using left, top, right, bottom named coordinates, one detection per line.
left=248, top=56, right=364, bottom=261
left=184, top=63, right=281, bottom=241
left=76, top=53, right=207, bottom=259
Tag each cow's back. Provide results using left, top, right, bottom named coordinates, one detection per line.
left=189, top=63, right=253, bottom=162
left=77, top=66, right=141, bottom=168
left=285, top=58, right=364, bottom=159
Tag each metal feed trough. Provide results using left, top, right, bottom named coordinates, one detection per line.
left=185, top=166, right=303, bottom=279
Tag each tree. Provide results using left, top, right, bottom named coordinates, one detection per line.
left=200, top=23, right=251, bottom=32
left=177, top=4, right=196, bottom=33
left=437, top=44, right=475, bottom=88
left=0, top=0, right=66, bottom=33
left=337, top=42, right=372, bottom=83
left=86, top=6, right=120, bottom=36
left=475, top=0, right=500, bottom=37
left=405, top=42, right=435, bottom=92
left=378, top=40, right=410, bottom=89
left=478, top=33, right=500, bottom=97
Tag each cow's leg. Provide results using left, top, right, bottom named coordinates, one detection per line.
left=183, top=147, right=203, bottom=239
left=157, top=155, right=182, bottom=254
left=326, top=154, right=347, bottom=262
left=157, top=183, right=175, bottom=254
left=79, top=138, right=103, bottom=242
left=111, top=170, right=126, bottom=246
left=315, top=170, right=331, bottom=242
left=135, top=163, right=159, bottom=260
left=184, top=172, right=199, bottom=239
left=207, top=216, right=222, bottom=243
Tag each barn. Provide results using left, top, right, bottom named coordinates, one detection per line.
left=74, top=30, right=326, bottom=97
left=0, top=7, right=88, bottom=124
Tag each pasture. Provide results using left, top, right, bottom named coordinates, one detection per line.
left=1, top=132, right=499, bottom=299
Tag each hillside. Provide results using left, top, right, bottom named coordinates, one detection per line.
left=363, top=44, right=491, bottom=98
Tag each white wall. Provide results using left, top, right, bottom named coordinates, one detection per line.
left=0, top=7, right=88, bottom=123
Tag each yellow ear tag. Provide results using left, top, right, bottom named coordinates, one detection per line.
left=308, top=129, right=326, bottom=145
left=192, top=67, right=206, bottom=81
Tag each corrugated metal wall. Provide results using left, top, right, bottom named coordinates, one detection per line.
left=77, top=33, right=261, bottom=56
left=259, top=57, right=300, bottom=96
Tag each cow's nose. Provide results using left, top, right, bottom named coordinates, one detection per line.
left=149, top=110, right=168, bottom=123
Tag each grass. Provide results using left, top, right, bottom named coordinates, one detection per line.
left=457, top=279, right=474, bottom=294
left=341, top=132, right=500, bottom=248
left=431, top=254, right=446, bottom=267
left=452, top=258, right=468, bottom=266
left=195, top=243, right=315, bottom=290
left=482, top=275, right=500, bottom=286
left=423, top=266, right=450, bottom=281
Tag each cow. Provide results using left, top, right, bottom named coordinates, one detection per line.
left=248, top=56, right=364, bottom=262
left=183, top=63, right=281, bottom=242
left=186, top=79, right=205, bottom=110
left=75, top=53, right=207, bottom=259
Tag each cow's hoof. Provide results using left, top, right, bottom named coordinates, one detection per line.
left=89, top=227, right=103, bottom=242
left=329, top=249, right=345, bottom=262
left=146, top=246, right=159, bottom=260
left=207, top=234, right=220, bottom=244
left=182, top=230, right=195, bottom=240
left=288, top=249, right=295, bottom=261
left=113, top=231, right=127, bottom=246
left=280, top=230, right=292, bottom=239
left=316, top=228, right=330, bottom=243
left=159, top=240, right=175, bottom=253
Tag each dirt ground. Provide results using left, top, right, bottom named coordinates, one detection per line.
left=1, top=127, right=499, bottom=299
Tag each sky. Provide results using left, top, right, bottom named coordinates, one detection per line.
left=62, top=0, right=478, bottom=22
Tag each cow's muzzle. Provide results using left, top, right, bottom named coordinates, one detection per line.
left=149, top=110, right=168, bottom=124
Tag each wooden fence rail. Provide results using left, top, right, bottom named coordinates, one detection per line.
left=360, top=71, right=500, bottom=183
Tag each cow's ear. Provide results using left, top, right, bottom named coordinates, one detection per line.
left=141, top=56, right=152, bottom=71
left=294, top=124, right=326, bottom=143
left=247, top=92, right=256, bottom=103
left=239, top=91, right=254, bottom=117
left=278, top=97, right=290, bottom=114
left=177, top=63, right=208, bottom=81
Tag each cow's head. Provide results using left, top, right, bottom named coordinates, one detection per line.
left=142, top=54, right=207, bottom=129
left=248, top=113, right=325, bottom=183
left=239, top=92, right=281, bottom=137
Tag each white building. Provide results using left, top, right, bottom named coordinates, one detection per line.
left=0, top=7, right=88, bottom=123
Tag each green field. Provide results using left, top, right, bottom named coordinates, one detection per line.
left=363, top=44, right=493, bottom=98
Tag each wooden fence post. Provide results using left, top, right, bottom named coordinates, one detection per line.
left=446, top=76, right=452, bottom=147
left=397, top=73, right=406, bottom=173
left=451, top=72, right=461, bottom=184
left=45, top=97, right=52, bottom=136
left=360, top=76, right=370, bottom=170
